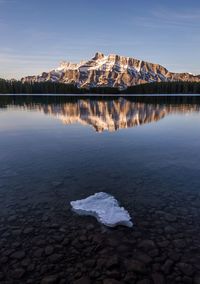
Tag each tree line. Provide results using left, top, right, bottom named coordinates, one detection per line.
left=0, top=79, right=86, bottom=94
left=0, top=78, right=200, bottom=94
left=125, top=81, right=200, bottom=94
left=0, top=79, right=120, bottom=94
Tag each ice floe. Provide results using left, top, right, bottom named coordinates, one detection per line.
left=70, top=192, right=133, bottom=228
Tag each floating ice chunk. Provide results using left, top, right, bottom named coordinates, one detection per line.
left=70, top=192, right=133, bottom=228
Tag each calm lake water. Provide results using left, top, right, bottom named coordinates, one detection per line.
left=0, top=95, right=200, bottom=284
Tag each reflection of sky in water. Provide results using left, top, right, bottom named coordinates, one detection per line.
left=0, top=97, right=200, bottom=204
left=1, top=97, right=200, bottom=133
left=0, top=110, right=59, bottom=131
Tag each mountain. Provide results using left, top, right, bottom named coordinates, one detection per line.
left=21, top=52, right=200, bottom=89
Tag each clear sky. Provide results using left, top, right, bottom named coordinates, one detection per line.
left=0, top=0, right=200, bottom=79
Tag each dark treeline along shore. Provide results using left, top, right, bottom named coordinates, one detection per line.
left=0, top=93, right=200, bottom=107
left=0, top=78, right=200, bottom=94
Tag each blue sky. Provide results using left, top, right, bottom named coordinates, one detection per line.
left=0, top=0, right=200, bottom=79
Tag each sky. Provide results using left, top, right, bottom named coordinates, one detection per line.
left=0, top=0, right=200, bottom=79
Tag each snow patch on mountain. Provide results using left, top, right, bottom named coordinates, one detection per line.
left=21, top=52, right=200, bottom=88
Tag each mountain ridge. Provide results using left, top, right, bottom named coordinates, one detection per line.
left=21, top=52, right=200, bottom=89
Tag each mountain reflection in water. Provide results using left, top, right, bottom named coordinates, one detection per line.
left=0, top=96, right=200, bottom=132
left=0, top=95, right=200, bottom=283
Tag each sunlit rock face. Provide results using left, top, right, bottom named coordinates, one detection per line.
left=3, top=98, right=200, bottom=132
left=21, top=52, right=200, bottom=89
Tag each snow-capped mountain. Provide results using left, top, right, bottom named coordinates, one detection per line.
left=21, top=52, right=200, bottom=89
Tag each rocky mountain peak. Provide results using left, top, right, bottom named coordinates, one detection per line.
left=93, top=52, right=105, bottom=60
left=21, top=52, right=200, bottom=89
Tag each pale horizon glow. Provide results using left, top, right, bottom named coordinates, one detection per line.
left=0, top=0, right=200, bottom=79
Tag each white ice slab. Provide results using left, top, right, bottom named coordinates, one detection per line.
left=70, top=192, right=133, bottom=228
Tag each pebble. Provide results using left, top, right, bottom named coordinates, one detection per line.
left=194, top=274, right=200, bottom=284
left=103, top=279, right=121, bottom=284
left=138, top=240, right=156, bottom=251
left=23, top=227, right=34, bottom=234
left=177, top=263, right=194, bottom=276
left=45, top=246, right=54, bottom=256
left=41, top=275, right=58, bottom=284
left=151, top=272, right=165, bottom=284
left=134, top=251, right=153, bottom=265
left=165, top=213, right=177, bottom=222
left=127, top=259, right=147, bottom=274
left=137, top=280, right=151, bottom=284
left=74, top=276, right=91, bottom=284
left=106, top=255, right=119, bottom=269
left=173, top=239, right=186, bottom=248
left=12, top=268, right=25, bottom=279
left=11, top=250, right=25, bottom=260
left=162, top=259, right=174, bottom=274
left=49, top=253, right=63, bottom=263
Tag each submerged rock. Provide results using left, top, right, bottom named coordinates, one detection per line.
left=70, top=192, right=133, bottom=228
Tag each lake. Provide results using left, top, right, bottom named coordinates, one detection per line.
left=0, top=95, right=200, bottom=284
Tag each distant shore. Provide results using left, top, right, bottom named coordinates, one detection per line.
left=1, top=93, right=200, bottom=97
left=1, top=79, right=200, bottom=95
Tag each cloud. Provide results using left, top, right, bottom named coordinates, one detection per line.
left=0, top=51, right=60, bottom=79
left=153, top=8, right=200, bottom=21
left=0, top=52, right=60, bottom=62
left=132, top=7, right=200, bottom=30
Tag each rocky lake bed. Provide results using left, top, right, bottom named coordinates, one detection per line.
left=0, top=96, right=200, bottom=283
left=0, top=178, right=200, bottom=284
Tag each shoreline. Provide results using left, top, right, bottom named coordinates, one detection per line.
left=1, top=93, right=200, bottom=97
